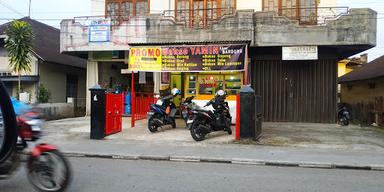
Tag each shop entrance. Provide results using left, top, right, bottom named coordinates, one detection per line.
left=168, top=71, right=244, bottom=123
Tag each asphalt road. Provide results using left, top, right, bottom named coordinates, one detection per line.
left=1, top=157, right=383, bottom=192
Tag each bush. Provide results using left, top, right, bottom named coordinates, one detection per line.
left=37, top=84, right=51, bottom=103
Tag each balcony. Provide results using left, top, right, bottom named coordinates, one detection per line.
left=60, top=7, right=376, bottom=56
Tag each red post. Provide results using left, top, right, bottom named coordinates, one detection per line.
left=131, top=71, right=135, bottom=128
left=235, top=94, right=240, bottom=140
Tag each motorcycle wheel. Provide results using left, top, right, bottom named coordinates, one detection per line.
left=148, top=117, right=159, bottom=133
left=341, top=117, right=349, bottom=126
left=190, top=122, right=206, bottom=142
left=27, top=150, right=71, bottom=192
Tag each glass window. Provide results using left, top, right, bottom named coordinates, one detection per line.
left=221, top=0, right=235, bottom=15
left=263, top=0, right=317, bottom=24
left=174, top=0, right=236, bottom=27
left=225, top=74, right=242, bottom=95
left=121, top=1, right=134, bottom=20
left=106, top=1, right=119, bottom=25
left=198, top=75, right=224, bottom=95
left=187, top=75, right=197, bottom=95
left=105, top=0, right=149, bottom=25
left=207, top=0, right=218, bottom=20
left=136, top=0, right=149, bottom=16
left=176, top=0, right=190, bottom=25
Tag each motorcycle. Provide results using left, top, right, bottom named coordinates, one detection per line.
left=338, top=104, right=350, bottom=126
left=188, top=91, right=232, bottom=141
left=147, top=95, right=178, bottom=132
left=180, top=96, right=196, bottom=126
left=0, top=100, right=72, bottom=192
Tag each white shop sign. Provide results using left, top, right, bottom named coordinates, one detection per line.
left=282, top=46, right=318, bottom=60
left=88, top=18, right=111, bottom=42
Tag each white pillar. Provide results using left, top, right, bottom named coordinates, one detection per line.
left=86, top=60, right=98, bottom=115
left=153, top=72, right=161, bottom=94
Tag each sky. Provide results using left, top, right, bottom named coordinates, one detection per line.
left=0, top=0, right=383, bottom=61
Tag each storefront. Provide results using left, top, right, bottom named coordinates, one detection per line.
left=127, top=44, right=248, bottom=122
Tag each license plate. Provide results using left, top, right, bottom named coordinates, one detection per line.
left=147, top=112, right=154, bottom=118
left=187, top=119, right=194, bottom=124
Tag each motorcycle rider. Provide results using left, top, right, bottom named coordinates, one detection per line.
left=189, top=89, right=232, bottom=141
left=160, top=88, right=181, bottom=112
left=147, top=88, right=181, bottom=132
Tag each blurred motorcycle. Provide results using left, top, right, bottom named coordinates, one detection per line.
left=0, top=98, right=72, bottom=192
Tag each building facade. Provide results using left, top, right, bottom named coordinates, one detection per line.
left=61, top=0, right=376, bottom=123
left=339, top=55, right=384, bottom=126
left=1, top=18, right=86, bottom=106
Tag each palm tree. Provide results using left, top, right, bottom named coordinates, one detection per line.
left=4, top=20, right=34, bottom=97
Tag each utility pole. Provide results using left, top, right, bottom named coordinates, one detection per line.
left=28, top=0, right=31, bottom=17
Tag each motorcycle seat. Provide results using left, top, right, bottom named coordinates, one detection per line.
left=196, top=109, right=215, bottom=116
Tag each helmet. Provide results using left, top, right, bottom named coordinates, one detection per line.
left=171, top=88, right=180, bottom=96
left=215, top=90, right=225, bottom=97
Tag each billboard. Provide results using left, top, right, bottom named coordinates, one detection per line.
left=128, top=44, right=246, bottom=72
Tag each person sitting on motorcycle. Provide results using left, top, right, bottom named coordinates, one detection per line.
left=161, top=88, right=180, bottom=101
left=206, top=90, right=227, bottom=109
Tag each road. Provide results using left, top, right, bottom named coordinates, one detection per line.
left=1, top=157, right=383, bottom=192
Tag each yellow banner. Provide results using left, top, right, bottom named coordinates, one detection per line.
left=129, top=47, right=162, bottom=71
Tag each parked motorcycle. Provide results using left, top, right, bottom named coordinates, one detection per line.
left=338, top=104, right=350, bottom=126
left=180, top=96, right=196, bottom=126
left=0, top=100, right=72, bottom=192
left=188, top=90, right=232, bottom=141
left=147, top=88, right=181, bottom=132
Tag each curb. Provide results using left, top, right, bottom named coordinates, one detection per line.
left=63, top=152, right=384, bottom=171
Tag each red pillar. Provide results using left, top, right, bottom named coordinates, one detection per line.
left=235, top=94, right=240, bottom=140
left=131, top=71, right=135, bottom=128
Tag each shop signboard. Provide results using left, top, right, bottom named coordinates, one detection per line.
left=282, top=46, right=318, bottom=60
left=128, top=44, right=246, bottom=72
left=88, top=18, right=111, bottom=42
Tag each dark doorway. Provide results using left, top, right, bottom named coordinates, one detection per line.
left=66, top=75, right=78, bottom=99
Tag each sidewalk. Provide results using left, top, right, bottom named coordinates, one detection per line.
left=41, top=117, right=384, bottom=171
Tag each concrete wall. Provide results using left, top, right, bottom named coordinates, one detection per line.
left=340, top=78, right=384, bottom=105
left=61, top=8, right=376, bottom=52
left=36, top=103, right=75, bottom=120
left=39, top=62, right=86, bottom=103
left=254, top=8, right=377, bottom=47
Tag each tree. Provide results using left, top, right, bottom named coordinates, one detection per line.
left=4, top=20, right=34, bottom=97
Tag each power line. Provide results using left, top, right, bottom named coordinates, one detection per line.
left=0, top=0, right=24, bottom=17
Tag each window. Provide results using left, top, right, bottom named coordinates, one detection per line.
left=262, top=0, right=317, bottom=24
left=198, top=75, right=224, bottom=95
left=221, top=0, right=235, bottom=15
left=175, top=0, right=236, bottom=27
left=224, top=74, right=242, bottom=95
left=136, top=0, right=149, bottom=16
left=187, top=75, right=197, bottom=95
left=106, top=0, right=120, bottom=25
left=121, top=1, right=134, bottom=20
left=105, top=0, right=149, bottom=25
